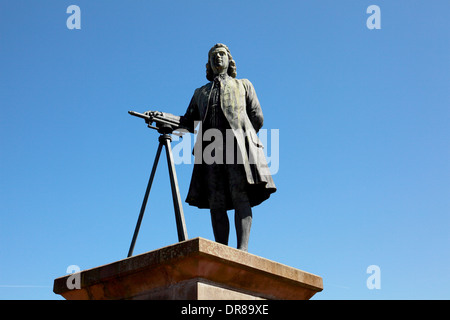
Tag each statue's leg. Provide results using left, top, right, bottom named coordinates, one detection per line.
left=226, top=156, right=252, bottom=251
left=234, top=201, right=252, bottom=251
left=205, top=158, right=230, bottom=246
left=210, top=209, right=229, bottom=245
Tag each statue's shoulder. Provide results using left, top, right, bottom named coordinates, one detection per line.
left=236, top=78, right=254, bottom=91
left=194, top=81, right=213, bottom=97
left=237, top=78, right=252, bottom=86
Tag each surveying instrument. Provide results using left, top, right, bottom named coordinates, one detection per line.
left=126, top=110, right=188, bottom=257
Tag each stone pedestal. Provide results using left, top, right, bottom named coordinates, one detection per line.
left=53, top=237, right=323, bottom=300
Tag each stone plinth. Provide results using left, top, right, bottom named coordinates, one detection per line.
left=53, top=237, right=323, bottom=300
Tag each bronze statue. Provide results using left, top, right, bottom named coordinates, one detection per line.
left=129, top=44, right=276, bottom=253
left=178, top=43, right=276, bottom=251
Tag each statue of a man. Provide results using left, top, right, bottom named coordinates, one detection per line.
left=180, top=43, right=276, bottom=251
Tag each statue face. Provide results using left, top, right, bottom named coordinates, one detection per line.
left=209, top=47, right=229, bottom=75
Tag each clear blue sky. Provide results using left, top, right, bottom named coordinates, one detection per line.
left=1, top=0, right=449, bottom=300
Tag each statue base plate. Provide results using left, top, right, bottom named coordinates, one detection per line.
left=53, top=237, right=323, bottom=300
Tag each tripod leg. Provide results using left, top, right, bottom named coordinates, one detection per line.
left=127, top=142, right=164, bottom=258
left=162, top=136, right=188, bottom=242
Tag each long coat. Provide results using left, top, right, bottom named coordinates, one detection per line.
left=180, top=76, right=276, bottom=209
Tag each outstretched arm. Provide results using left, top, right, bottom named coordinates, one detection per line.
left=179, top=92, right=200, bottom=133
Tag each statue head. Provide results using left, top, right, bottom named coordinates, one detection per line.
left=206, top=43, right=237, bottom=81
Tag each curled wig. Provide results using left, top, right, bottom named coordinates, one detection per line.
left=205, top=43, right=237, bottom=81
